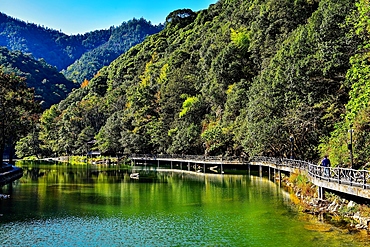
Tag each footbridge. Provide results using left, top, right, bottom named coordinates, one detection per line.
left=129, top=154, right=370, bottom=200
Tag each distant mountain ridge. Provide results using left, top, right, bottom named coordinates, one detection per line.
left=0, top=12, right=112, bottom=70
left=62, top=18, right=164, bottom=84
left=0, top=12, right=163, bottom=108
left=0, top=12, right=163, bottom=83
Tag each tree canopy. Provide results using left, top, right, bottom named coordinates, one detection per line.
left=0, top=12, right=163, bottom=82
left=0, top=69, right=40, bottom=164
left=17, top=0, right=370, bottom=169
left=0, top=47, right=78, bottom=109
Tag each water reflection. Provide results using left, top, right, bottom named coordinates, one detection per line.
left=0, top=162, right=369, bottom=246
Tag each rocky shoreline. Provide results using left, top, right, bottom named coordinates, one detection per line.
left=282, top=173, right=370, bottom=233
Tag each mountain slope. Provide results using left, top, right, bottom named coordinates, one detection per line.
left=0, top=46, right=78, bottom=108
left=0, top=12, right=111, bottom=70
left=25, top=0, right=370, bottom=167
left=0, top=12, right=163, bottom=74
left=62, top=18, right=164, bottom=84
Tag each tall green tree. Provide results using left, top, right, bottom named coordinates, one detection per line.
left=0, top=69, right=40, bottom=165
left=319, top=0, right=370, bottom=168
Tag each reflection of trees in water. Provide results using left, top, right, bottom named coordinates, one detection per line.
left=19, top=164, right=256, bottom=195
left=20, top=165, right=131, bottom=184
left=23, top=168, right=45, bottom=180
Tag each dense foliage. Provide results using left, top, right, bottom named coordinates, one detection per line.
left=62, top=18, right=163, bottom=84
left=0, top=69, right=40, bottom=165
left=0, top=13, right=162, bottom=110
left=0, top=47, right=78, bottom=109
left=18, top=0, right=370, bottom=168
left=0, top=13, right=163, bottom=79
left=0, top=12, right=110, bottom=70
left=319, top=0, right=370, bottom=168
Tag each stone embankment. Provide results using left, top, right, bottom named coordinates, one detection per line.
left=0, top=163, right=23, bottom=186
left=0, top=194, right=10, bottom=199
left=283, top=175, right=370, bottom=232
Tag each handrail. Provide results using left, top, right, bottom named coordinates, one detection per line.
left=250, top=156, right=370, bottom=189
left=130, top=153, right=246, bottom=163
left=130, top=154, right=370, bottom=189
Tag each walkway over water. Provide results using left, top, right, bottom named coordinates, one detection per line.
left=130, top=154, right=370, bottom=200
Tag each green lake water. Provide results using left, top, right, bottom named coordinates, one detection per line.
left=0, top=162, right=369, bottom=246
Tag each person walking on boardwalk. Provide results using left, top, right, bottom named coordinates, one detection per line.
left=321, top=155, right=331, bottom=177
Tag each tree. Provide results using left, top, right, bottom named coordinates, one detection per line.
left=0, top=69, right=40, bottom=165
left=319, top=0, right=370, bottom=167
left=15, top=125, right=42, bottom=159
left=165, top=9, right=197, bottom=28
left=81, top=79, right=89, bottom=88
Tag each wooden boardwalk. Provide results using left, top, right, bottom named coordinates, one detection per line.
left=130, top=154, right=370, bottom=200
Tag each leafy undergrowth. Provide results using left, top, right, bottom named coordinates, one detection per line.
left=282, top=172, right=370, bottom=232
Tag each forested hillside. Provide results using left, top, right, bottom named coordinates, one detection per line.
left=62, top=18, right=164, bottom=84
left=0, top=12, right=163, bottom=80
left=0, top=12, right=111, bottom=70
left=0, top=47, right=77, bottom=108
left=18, top=0, right=370, bottom=168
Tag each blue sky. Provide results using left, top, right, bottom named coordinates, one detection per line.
left=1, top=0, right=217, bottom=34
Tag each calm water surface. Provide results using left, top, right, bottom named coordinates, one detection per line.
left=0, top=162, right=369, bottom=247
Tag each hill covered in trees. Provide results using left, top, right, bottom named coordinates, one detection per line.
left=0, top=13, right=163, bottom=83
left=0, top=13, right=163, bottom=109
left=0, top=46, right=78, bottom=109
left=17, top=0, right=370, bottom=168
left=62, top=18, right=164, bottom=84
left=0, top=12, right=111, bottom=70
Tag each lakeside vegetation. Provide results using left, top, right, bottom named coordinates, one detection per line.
left=284, top=172, right=370, bottom=233
left=0, top=70, right=40, bottom=165
left=0, top=14, right=163, bottom=160
left=1, top=0, right=370, bottom=170
left=10, top=0, right=370, bottom=170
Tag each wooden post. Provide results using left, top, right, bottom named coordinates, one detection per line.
left=278, top=170, right=281, bottom=186
left=338, top=168, right=341, bottom=184
left=221, top=163, right=224, bottom=174
left=248, top=164, right=250, bottom=175
left=259, top=165, right=262, bottom=177
left=171, top=161, right=173, bottom=170
left=188, top=162, right=190, bottom=171
left=203, top=163, right=206, bottom=173
left=268, top=166, right=271, bottom=180
left=318, top=186, right=325, bottom=200
left=363, top=171, right=367, bottom=189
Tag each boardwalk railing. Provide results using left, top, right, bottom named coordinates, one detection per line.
left=130, top=154, right=370, bottom=190
left=130, top=154, right=246, bottom=164
left=250, top=156, right=370, bottom=189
